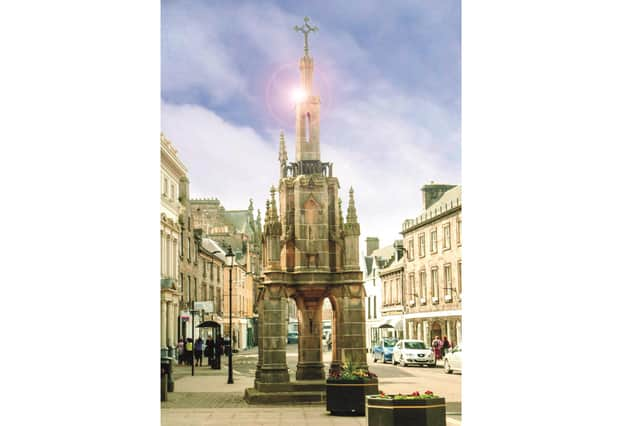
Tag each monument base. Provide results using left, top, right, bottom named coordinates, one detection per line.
left=244, top=380, right=326, bottom=404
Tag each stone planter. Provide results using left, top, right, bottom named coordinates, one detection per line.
left=326, top=379, right=379, bottom=416
left=366, top=395, right=446, bottom=426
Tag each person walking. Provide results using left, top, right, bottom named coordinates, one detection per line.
left=205, top=336, right=213, bottom=366
left=195, top=337, right=204, bottom=366
left=432, top=336, right=442, bottom=362
left=177, top=338, right=184, bottom=365
left=442, top=336, right=451, bottom=357
left=185, top=338, right=193, bottom=366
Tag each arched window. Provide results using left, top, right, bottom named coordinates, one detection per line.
left=305, top=112, right=311, bottom=143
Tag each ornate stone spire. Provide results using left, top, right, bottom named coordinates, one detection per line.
left=294, top=17, right=320, bottom=163
left=346, top=187, right=358, bottom=223
left=269, top=186, right=279, bottom=222
left=278, top=131, right=288, bottom=164
left=338, top=198, right=344, bottom=228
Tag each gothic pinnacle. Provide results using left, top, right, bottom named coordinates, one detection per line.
left=278, top=131, right=288, bottom=164
left=270, top=186, right=278, bottom=221
left=346, top=187, right=358, bottom=223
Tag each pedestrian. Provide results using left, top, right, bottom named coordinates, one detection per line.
left=442, top=336, right=451, bottom=357
left=195, top=337, right=204, bottom=366
left=431, top=336, right=442, bottom=361
left=177, top=338, right=184, bottom=365
left=205, top=336, right=213, bottom=366
left=185, top=338, right=193, bottom=366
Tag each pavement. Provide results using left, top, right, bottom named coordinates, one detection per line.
left=161, top=347, right=461, bottom=425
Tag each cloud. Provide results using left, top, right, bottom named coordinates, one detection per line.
left=161, top=0, right=460, bottom=250
left=161, top=101, right=280, bottom=211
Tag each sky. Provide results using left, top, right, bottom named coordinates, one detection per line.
left=161, top=0, right=460, bottom=249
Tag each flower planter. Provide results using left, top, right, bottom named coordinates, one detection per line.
left=366, top=395, right=446, bottom=426
left=326, top=379, right=379, bottom=416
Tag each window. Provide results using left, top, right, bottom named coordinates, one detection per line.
left=444, top=264, right=452, bottom=296
left=216, top=288, right=221, bottom=313
left=409, top=273, right=416, bottom=303
left=217, top=266, right=221, bottom=282
left=368, top=297, right=371, bottom=319
left=420, top=270, right=427, bottom=301
left=187, top=238, right=191, bottom=261
left=458, top=261, right=462, bottom=294
left=180, top=273, right=184, bottom=295
left=384, top=280, right=389, bottom=305
left=430, top=229, right=438, bottom=253
left=418, top=233, right=426, bottom=257
left=188, top=276, right=192, bottom=301
left=194, top=277, right=198, bottom=300
left=408, top=239, right=414, bottom=261
left=431, top=268, right=439, bottom=299
left=373, top=295, right=377, bottom=318
left=170, top=183, right=175, bottom=201
left=443, top=224, right=451, bottom=250
left=163, top=177, right=168, bottom=196
left=457, top=217, right=461, bottom=245
left=395, top=278, right=401, bottom=304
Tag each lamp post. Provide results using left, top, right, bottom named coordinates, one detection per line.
left=225, top=246, right=235, bottom=384
left=398, top=247, right=409, bottom=340
left=190, top=300, right=196, bottom=376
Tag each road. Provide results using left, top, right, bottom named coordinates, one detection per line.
left=234, top=344, right=461, bottom=405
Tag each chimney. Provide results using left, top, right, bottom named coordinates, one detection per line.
left=393, top=240, right=404, bottom=261
left=421, top=182, right=456, bottom=210
left=365, top=237, right=379, bottom=256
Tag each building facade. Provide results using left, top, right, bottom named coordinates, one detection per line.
left=362, top=237, right=397, bottom=351
left=190, top=197, right=262, bottom=351
left=160, top=134, right=187, bottom=357
left=379, top=242, right=406, bottom=340
left=401, top=183, right=462, bottom=347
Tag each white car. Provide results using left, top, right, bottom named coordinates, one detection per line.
left=443, top=344, right=462, bottom=374
left=392, top=339, right=436, bottom=367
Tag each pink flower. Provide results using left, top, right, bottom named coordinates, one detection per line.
left=425, top=390, right=433, bottom=395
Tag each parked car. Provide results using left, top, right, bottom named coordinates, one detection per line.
left=372, top=338, right=398, bottom=363
left=443, top=344, right=462, bottom=374
left=392, top=339, right=436, bottom=367
left=287, top=332, right=298, bottom=344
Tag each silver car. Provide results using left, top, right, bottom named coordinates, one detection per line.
left=443, top=344, right=462, bottom=374
left=392, top=339, right=436, bottom=367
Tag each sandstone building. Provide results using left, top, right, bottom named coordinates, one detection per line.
left=401, top=183, right=462, bottom=346
left=160, top=134, right=186, bottom=357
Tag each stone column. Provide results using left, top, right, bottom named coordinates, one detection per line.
left=161, top=299, right=167, bottom=357
left=295, top=297, right=324, bottom=380
left=331, top=285, right=368, bottom=373
left=257, top=285, right=290, bottom=384
left=254, top=298, right=264, bottom=383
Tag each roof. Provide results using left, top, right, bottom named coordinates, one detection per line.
left=224, top=210, right=253, bottom=235
left=379, top=257, right=404, bottom=275
left=403, top=185, right=461, bottom=233
left=363, top=243, right=397, bottom=276
left=201, top=238, right=227, bottom=261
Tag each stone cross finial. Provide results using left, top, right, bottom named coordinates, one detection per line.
left=294, top=16, right=318, bottom=57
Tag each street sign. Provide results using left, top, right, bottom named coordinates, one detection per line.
left=194, top=301, right=214, bottom=313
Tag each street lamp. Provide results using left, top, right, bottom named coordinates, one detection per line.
left=225, top=246, right=235, bottom=384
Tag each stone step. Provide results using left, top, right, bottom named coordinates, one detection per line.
left=254, top=380, right=326, bottom=393
left=244, top=387, right=326, bottom=404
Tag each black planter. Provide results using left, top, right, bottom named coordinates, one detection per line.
left=326, top=379, right=379, bottom=416
left=366, top=395, right=446, bottom=426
